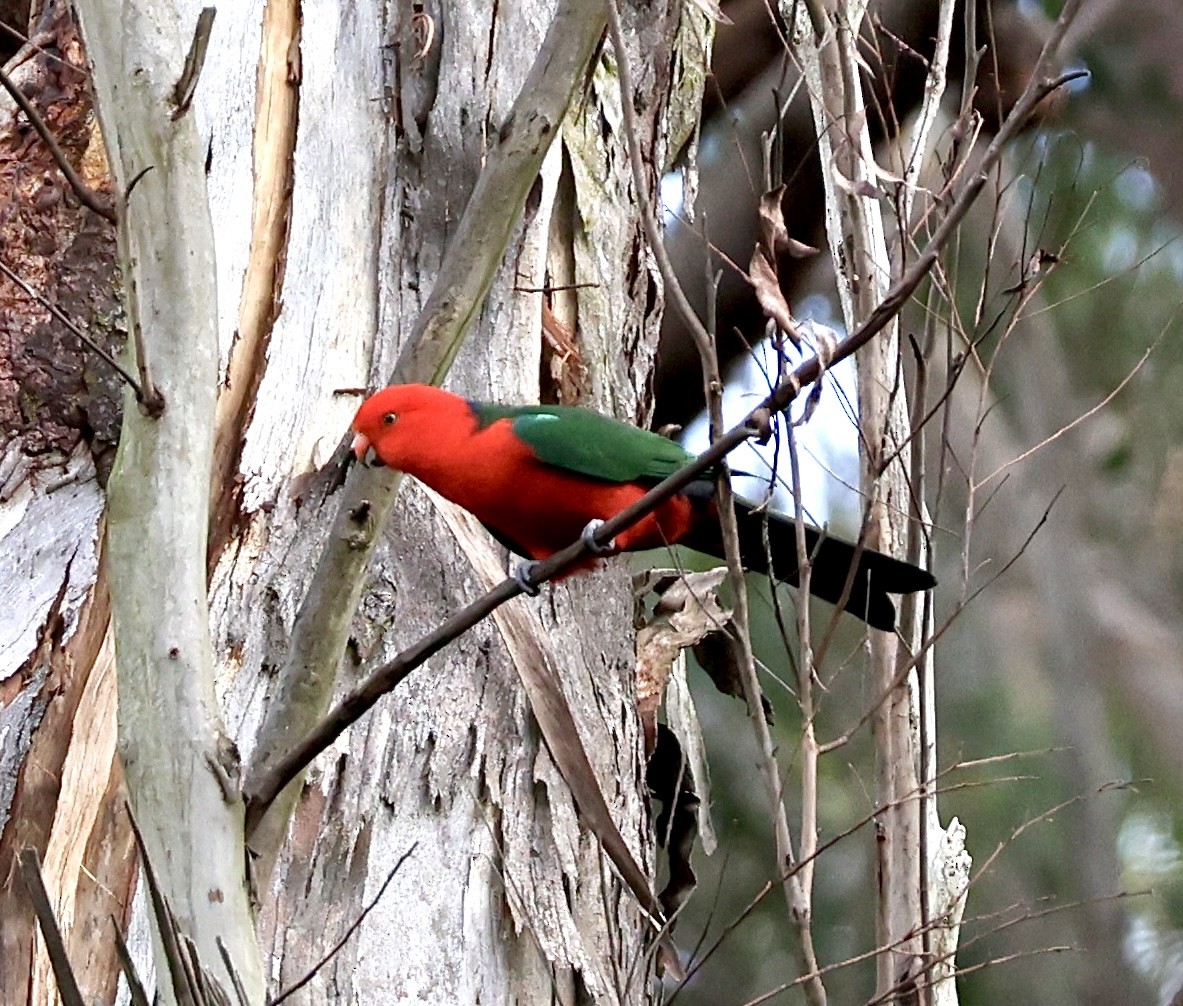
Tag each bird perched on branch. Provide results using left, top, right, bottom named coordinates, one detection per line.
left=351, top=383, right=935, bottom=631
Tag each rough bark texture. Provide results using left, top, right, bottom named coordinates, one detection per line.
left=239, top=0, right=613, bottom=881
left=0, top=5, right=127, bottom=1004
left=0, top=1, right=710, bottom=1003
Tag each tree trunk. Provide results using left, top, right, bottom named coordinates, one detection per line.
left=0, top=1, right=712, bottom=1002
left=779, top=0, right=967, bottom=1000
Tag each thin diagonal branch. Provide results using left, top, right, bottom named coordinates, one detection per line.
left=17, top=849, right=87, bottom=1006
left=0, top=258, right=144, bottom=397
left=975, top=341, right=1156, bottom=489
left=268, top=844, right=418, bottom=1005
left=0, top=63, right=117, bottom=222
left=111, top=915, right=152, bottom=1006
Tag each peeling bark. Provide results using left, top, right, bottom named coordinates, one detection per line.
left=0, top=6, right=122, bottom=1003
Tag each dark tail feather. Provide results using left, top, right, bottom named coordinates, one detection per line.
left=680, top=498, right=935, bottom=631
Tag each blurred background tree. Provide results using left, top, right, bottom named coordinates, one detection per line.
left=664, top=2, right=1183, bottom=1004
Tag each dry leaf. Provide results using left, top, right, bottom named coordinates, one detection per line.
left=636, top=568, right=731, bottom=752
left=687, top=0, right=734, bottom=24
left=647, top=725, right=701, bottom=917
left=785, top=235, right=820, bottom=259
left=749, top=249, right=797, bottom=344
left=756, top=186, right=791, bottom=256
left=831, top=159, right=879, bottom=199
left=795, top=320, right=839, bottom=426
left=749, top=187, right=807, bottom=345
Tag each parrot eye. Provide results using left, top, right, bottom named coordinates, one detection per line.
left=382, top=412, right=397, bottom=426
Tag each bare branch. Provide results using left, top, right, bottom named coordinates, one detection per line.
left=17, top=849, right=87, bottom=1006
left=0, top=257, right=145, bottom=398
left=0, top=63, right=117, bottom=222
left=268, top=844, right=418, bottom=1005
left=975, top=342, right=1157, bottom=489
left=111, top=915, right=153, bottom=1006
left=898, top=0, right=956, bottom=231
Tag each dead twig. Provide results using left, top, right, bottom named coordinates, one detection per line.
left=0, top=21, right=72, bottom=72
left=268, top=844, right=418, bottom=1005
left=126, top=802, right=217, bottom=1006
left=0, top=63, right=117, bottom=222
left=17, top=849, right=87, bottom=1006
left=171, top=8, right=216, bottom=119
left=111, top=914, right=152, bottom=1006
left=975, top=341, right=1158, bottom=489
left=0, top=257, right=145, bottom=397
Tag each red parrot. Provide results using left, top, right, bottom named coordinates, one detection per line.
left=351, top=384, right=934, bottom=630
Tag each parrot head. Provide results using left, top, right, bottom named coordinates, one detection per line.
left=351, top=383, right=467, bottom=469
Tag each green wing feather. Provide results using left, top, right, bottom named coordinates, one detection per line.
left=471, top=401, right=694, bottom=483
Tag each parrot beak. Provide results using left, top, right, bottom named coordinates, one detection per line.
left=351, top=433, right=383, bottom=467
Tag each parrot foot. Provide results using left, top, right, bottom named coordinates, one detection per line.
left=581, top=519, right=617, bottom=555
left=514, top=561, right=542, bottom=596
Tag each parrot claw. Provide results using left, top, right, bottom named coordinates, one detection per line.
left=581, top=519, right=616, bottom=555
left=514, top=561, right=542, bottom=596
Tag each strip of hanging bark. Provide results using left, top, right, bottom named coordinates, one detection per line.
left=207, top=0, right=301, bottom=569
left=426, top=491, right=683, bottom=975
left=216, top=937, right=252, bottom=1006
left=17, top=849, right=87, bottom=1006
left=634, top=571, right=722, bottom=915
left=646, top=724, right=701, bottom=918
left=170, top=8, right=216, bottom=118
left=541, top=297, right=586, bottom=403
